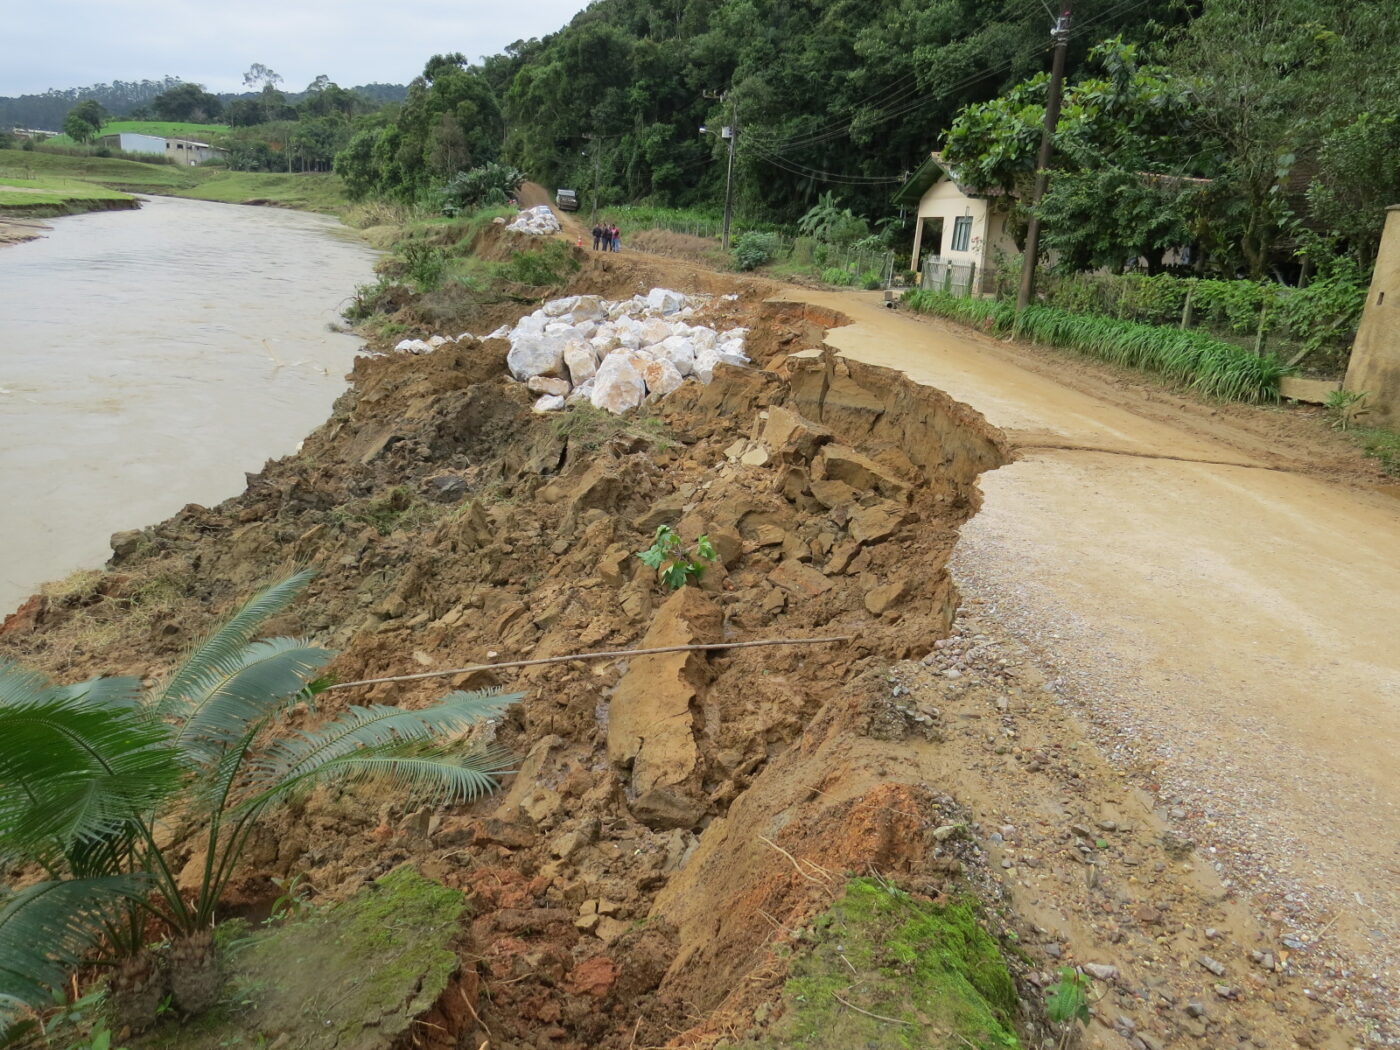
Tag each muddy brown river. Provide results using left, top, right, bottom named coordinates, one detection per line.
left=0, top=194, right=376, bottom=615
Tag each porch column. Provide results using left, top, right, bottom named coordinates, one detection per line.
left=910, top=216, right=925, bottom=274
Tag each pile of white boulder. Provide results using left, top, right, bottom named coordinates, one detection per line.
left=390, top=288, right=750, bottom=415
left=500, top=288, right=749, bottom=414
left=505, top=205, right=563, bottom=235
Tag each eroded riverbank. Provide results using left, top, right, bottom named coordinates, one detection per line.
left=1, top=227, right=1371, bottom=1047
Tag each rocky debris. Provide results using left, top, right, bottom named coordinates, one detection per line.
left=484, top=289, right=750, bottom=414
left=505, top=204, right=562, bottom=235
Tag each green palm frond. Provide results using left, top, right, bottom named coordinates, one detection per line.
left=0, top=663, right=53, bottom=709
left=0, top=876, right=149, bottom=1013
left=241, top=743, right=514, bottom=817
left=0, top=696, right=181, bottom=859
left=172, top=638, right=335, bottom=761
left=50, top=675, right=144, bottom=711
left=154, top=571, right=316, bottom=719
left=249, top=689, right=522, bottom=790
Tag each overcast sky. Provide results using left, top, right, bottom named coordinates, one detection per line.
left=5, top=0, right=591, bottom=96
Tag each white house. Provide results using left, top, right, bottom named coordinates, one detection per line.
left=99, top=132, right=227, bottom=166
left=893, top=152, right=1018, bottom=283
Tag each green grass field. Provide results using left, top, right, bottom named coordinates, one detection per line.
left=0, top=149, right=198, bottom=190
left=0, top=150, right=350, bottom=214
left=170, top=171, right=350, bottom=213
left=46, top=120, right=230, bottom=146
left=0, top=175, right=133, bottom=212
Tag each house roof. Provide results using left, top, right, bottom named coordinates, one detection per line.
left=892, top=153, right=1005, bottom=207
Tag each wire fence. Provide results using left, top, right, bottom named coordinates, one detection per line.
left=913, top=260, right=1360, bottom=376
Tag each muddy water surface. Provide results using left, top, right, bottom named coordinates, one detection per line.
left=0, top=194, right=376, bottom=615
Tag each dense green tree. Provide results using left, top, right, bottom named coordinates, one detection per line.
left=150, top=82, right=224, bottom=123
left=1307, top=112, right=1400, bottom=267
left=1172, top=0, right=1400, bottom=276
left=61, top=99, right=107, bottom=143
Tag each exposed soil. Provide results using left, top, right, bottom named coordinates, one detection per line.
left=1, top=227, right=1382, bottom=1049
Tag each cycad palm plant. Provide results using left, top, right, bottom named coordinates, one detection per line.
left=0, top=572, right=518, bottom=1036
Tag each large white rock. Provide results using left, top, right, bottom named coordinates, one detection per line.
left=513, top=312, right=548, bottom=337
left=527, top=375, right=571, bottom=397
left=638, top=318, right=673, bottom=347
left=507, top=334, right=565, bottom=381
left=590, top=352, right=647, bottom=414
left=393, top=338, right=431, bottom=353
left=646, top=288, right=688, bottom=315
left=567, top=378, right=595, bottom=404
left=688, top=326, right=719, bottom=352
left=532, top=394, right=567, bottom=413
left=569, top=295, right=607, bottom=321
left=542, top=295, right=580, bottom=318
left=653, top=335, right=697, bottom=376
left=639, top=357, right=685, bottom=398
left=564, top=341, right=599, bottom=386
left=589, top=334, right=620, bottom=358
left=717, top=340, right=749, bottom=364
left=485, top=324, right=511, bottom=341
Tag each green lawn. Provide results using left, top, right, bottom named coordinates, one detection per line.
left=47, top=120, right=230, bottom=146
left=170, top=170, right=350, bottom=214
left=0, top=148, right=198, bottom=191
left=0, top=150, right=349, bottom=214
left=0, top=175, right=134, bottom=209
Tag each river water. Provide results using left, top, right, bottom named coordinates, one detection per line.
left=0, top=195, right=376, bottom=616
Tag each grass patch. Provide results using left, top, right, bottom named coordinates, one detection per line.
left=604, top=203, right=725, bottom=238
left=0, top=175, right=133, bottom=209
left=0, top=149, right=349, bottom=215
left=0, top=147, right=198, bottom=191
left=329, top=486, right=451, bottom=535
left=729, top=877, right=1022, bottom=1049
left=171, top=170, right=350, bottom=213
left=1355, top=424, right=1400, bottom=476
left=904, top=289, right=1292, bottom=404
left=552, top=403, right=674, bottom=451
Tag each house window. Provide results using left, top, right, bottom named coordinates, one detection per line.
left=951, top=215, right=973, bottom=253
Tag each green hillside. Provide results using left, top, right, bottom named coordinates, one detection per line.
left=46, top=120, right=230, bottom=146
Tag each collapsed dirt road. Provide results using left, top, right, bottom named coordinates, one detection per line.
left=783, top=287, right=1400, bottom=1040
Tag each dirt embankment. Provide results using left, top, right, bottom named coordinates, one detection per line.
left=0, top=244, right=1361, bottom=1049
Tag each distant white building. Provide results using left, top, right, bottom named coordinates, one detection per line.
left=99, top=132, right=227, bottom=167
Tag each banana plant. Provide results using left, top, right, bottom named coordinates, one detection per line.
left=0, top=571, right=519, bottom=1034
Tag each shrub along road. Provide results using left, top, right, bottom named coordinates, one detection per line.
left=780, top=286, right=1400, bottom=1038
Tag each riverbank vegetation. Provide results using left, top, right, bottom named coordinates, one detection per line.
left=0, top=176, right=133, bottom=211
left=0, top=148, right=352, bottom=214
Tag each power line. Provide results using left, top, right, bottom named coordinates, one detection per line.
left=752, top=0, right=1155, bottom=158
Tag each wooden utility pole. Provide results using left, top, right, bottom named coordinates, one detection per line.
left=1016, top=7, right=1072, bottom=313
left=722, top=109, right=737, bottom=251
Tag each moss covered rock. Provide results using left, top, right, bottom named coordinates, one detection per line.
left=733, top=877, right=1023, bottom=1049
left=135, top=867, right=465, bottom=1050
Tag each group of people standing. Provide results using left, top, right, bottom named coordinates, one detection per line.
left=591, top=222, right=621, bottom=252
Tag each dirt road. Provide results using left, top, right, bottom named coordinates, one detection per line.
left=780, top=287, right=1400, bottom=1037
